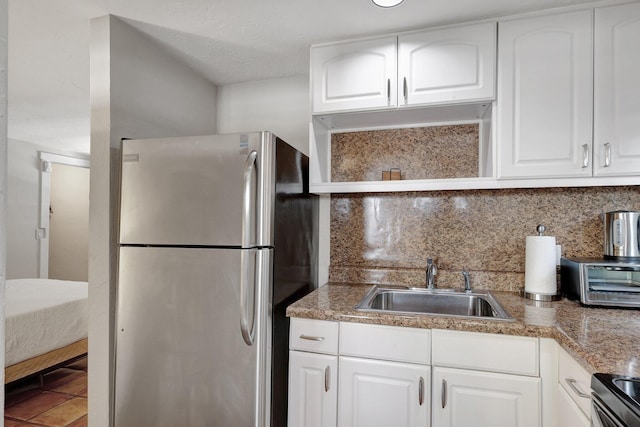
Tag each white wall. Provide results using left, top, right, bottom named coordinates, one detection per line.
left=6, top=140, right=39, bottom=278
left=0, top=0, right=7, bottom=411
left=89, top=15, right=218, bottom=426
left=217, top=76, right=310, bottom=155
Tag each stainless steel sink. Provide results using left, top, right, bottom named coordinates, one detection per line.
left=355, top=287, right=513, bottom=320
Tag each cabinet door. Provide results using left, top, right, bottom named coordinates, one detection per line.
left=432, top=367, right=540, bottom=427
left=557, top=384, right=590, bottom=427
left=398, top=22, right=496, bottom=106
left=594, top=2, right=640, bottom=176
left=338, top=356, right=430, bottom=427
left=311, top=37, right=397, bottom=113
left=497, top=10, right=593, bottom=179
left=288, top=351, right=337, bottom=427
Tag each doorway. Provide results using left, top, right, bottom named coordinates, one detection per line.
left=38, top=152, right=90, bottom=279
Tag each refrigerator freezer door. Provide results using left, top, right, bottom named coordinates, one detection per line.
left=119, top=132, right=275, bottom=247
left=115, top=246, right=271, bottom=427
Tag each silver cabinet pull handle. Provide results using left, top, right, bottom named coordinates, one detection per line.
left=418, top=377, right=424, bottom=406
left=325, top=366, right=330, bottom=392
left=403, top=77, right=408, bottom=102
left=387, top=78, right=391, bottom=103
left=565, top=378, right=590, bottom=399
left=442, top=379, right=447, bottom=408
left=604, top=142, right=611, bottom=167
left=299, top=334, right=325, bottom=341
left=581, top=144, right=589, bottom=168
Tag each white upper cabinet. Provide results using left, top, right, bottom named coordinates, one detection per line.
left=398, top=22, right=496, bottom=106
left=311, top=36, right=397, bottom=114
left=311, top=22, right=497, bottom=115
left=497, top=10, right=594, bottom=179
left=593, top=2, right=640, bottom=176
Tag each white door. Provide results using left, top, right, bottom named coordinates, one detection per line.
left=338, top=356, right=429, bottom=427
left=497, top=10, right=593, bottom=179
left=593, top=2, right=640, bottom=176
left=557, top=385, right=590, bottom=427
left=398, top=22, right=496, bottom=106
left=432, top=367, right=540, bottom=427
left=311, top=36, right=397, bottom=113
left=288, top=351, right=337, bottom=427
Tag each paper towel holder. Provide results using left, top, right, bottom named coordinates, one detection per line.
left=524, top=290, right=561, bottom=301
left=524, top=224, right=562, bottom=302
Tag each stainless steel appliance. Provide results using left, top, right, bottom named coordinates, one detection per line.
left=601, top=211, right=640, bottom=260
left=560, top=257, right=640, bottom=308
left=114, top=132, right=317, bottom=427
left=591, top=373, right=640, bottom=427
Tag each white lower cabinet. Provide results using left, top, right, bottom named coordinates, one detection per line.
left=289, top=320, right=555, bottom=427
left=432, top=367, right=541, bottom=427
left=556, top=345, right=592, bottom=425
left=338, top=356, right=430, bottom=427
left=288, top=351, right=338, bottom=427
left=557, top=384, right=590, bottom=427
left=289, top=319, right=339, bottom=427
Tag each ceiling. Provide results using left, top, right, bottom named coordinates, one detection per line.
left=8, top=0, right=596, bottom=155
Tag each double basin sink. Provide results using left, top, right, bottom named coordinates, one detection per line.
left=355, top=286, right=513, bottom=321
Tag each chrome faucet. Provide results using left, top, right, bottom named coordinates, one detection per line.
left=426, top=258, right=437, bottom=289
left=462, top=270, right=471, bottom=292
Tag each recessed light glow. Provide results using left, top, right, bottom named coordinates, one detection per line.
left=371, top=0, right=404, bottom=8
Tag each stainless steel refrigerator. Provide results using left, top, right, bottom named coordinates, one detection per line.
left=114, top=131, right=317, bottom=427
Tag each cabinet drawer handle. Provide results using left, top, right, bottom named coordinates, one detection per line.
left=403, top=77, right=408, bottom=102
left=565, top=378, right=590, bottom=399
left=581, top=144, right=589, bottom=168
left=418, top=377, right=424, bottom=406
left=387, top=78, right=391, bottom=103
left=442, top=379, right=447, bottom=408
left=604, top=142, right=611, bottom=167
left=325, top=366, right=330, bottom=392
left=299, top=334, right=325, bottom=342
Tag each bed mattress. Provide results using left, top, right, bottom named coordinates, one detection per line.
left=5, top=278, right=88, bottom=367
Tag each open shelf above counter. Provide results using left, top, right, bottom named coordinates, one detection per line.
left=309, top=102, right=495, bottom=194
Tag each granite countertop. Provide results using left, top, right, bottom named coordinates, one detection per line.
left=286, top=283, right=640, bottom=377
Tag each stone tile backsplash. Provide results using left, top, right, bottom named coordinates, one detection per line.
left=331, top=124, right=480, bottom=181
left=329, top=186, right=640, bottom=291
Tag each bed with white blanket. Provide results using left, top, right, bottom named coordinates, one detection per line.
left=5, top=278, right=88, bottom=383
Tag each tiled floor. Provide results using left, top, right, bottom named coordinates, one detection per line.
left=4, top=357, right=87, bottom=427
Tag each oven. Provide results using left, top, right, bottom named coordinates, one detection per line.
left=591, top=373, right=640, bottom=427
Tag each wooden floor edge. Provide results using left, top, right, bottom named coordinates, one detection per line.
left=5, top=338, right=88, bottom=384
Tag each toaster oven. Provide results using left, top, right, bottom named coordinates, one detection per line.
left=560, top=257, right=640, bottom=308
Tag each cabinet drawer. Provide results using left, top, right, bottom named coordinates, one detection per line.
left=558, top=346, right=592, bottom=418
left=290, top=318, right=339, bottom=355
left=557, top=383, right=590, bottom=427
left=339, top=322, right=430, bottom=364
left=432, top=329, right=539, bottom=376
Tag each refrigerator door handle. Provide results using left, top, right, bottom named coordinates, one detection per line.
left=242, top=150, right=258, bottom=248
left=240, top=250, right=256, bottom=346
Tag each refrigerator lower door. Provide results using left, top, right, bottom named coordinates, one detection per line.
left=115, top=246, right=272, bottom=427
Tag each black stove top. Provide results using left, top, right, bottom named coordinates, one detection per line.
left=592, top=373, right=640, bottom=426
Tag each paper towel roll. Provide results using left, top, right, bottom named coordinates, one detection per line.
left=524, top=236, right=557, bottom=295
